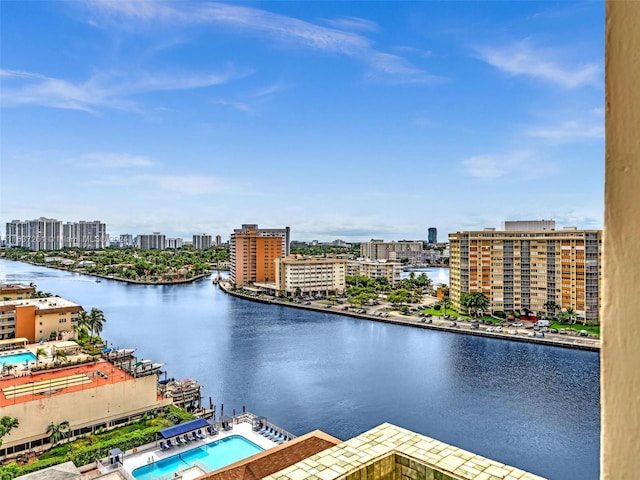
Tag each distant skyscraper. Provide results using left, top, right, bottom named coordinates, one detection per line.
left=166, top=237, right=184, bottom=249
left=428, top=227, right=437, bottom=244
left=5, top=217, right=63, bottom=251
left=137, top=232, right=166, bottom=250
left=215, top=235, right=222, bottom=246
left=193, top=234, right=212, bottom=250
left=63, top=220, right=107, bottom=249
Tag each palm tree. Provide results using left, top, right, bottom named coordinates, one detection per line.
left=35, top=347, right=47, bottom=366
left=53, top=349, right=67, bottom=364
left=461, top=292, right=490, bottom=319
left=75, top=310, right=90, bottom=340
left=88, top=308, right=106, bottom=345
left=440, top=296, right=451, bottom=316
left=0, top=416, right=19, bottom=448
left=46, top=420, right=70, bottom=446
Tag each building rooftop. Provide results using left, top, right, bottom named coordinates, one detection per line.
left=0, top=360, right=132, bottom=408
left=0, top=297, right=82, bottom=311
left=263, top=423, right=546, bottom=480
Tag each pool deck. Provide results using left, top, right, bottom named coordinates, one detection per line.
left=122, top=421, right=281, bottom=478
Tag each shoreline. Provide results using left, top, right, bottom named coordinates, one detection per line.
left=218, top=282, right=600, bottom=352
left=2, top=259, right=212, bottom=285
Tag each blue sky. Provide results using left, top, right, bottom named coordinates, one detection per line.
left=0, top=1, right=604, bottom=242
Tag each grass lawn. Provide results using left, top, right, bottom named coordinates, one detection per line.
left=551, top=322, right=600, bottom=336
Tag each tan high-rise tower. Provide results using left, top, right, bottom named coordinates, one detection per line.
left=449, top=226, right=602, bottom=323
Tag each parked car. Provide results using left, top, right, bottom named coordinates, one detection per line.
left=559, top=329, right=568, bottom=335
left=579, top=330, right=589, bottom=337
left=512, top=322, right=523, bottom=327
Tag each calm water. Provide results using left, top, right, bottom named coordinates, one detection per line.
left=0, top=260, right=600, bottom=480
left=132, top=435, right=263, bottom=480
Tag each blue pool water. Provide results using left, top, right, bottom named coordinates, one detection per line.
left=0, top=352, right=37, bottom=367
left=132, top=436, right=263, bottom=480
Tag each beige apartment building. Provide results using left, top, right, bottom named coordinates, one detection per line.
left=360, top=239, right=422, bottom=261
left=230, top=224, right=290, bottom=287
left=0, top=360, right=170, bottom=457
left=0, top=284, right=35, bottom=301
left=449, top=228, right=602, bottom=323
left=274, top=256, right=347, bottom=296
left=0, top=297, right=83, bottom=342
left=347, top=259, right=403, bottom=286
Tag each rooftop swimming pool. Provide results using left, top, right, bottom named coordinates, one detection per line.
left=0, top=352, right=37, bottom=367
left=132, top=435, right=263, bottom=480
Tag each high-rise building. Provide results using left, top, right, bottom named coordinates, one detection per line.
left=5, top=217, right=63, bottom=251
left=166, top=237, right=184, bottom=249
left=193, top=234, right=212, bottom=250
left=215, top=235, right=222, bottom=246
left=449, top=227, right=602, bottom=323
left=504, top=219, right=556, bottom=231
left=428, top=227, right=437, bottom=244
left=229, top=224, right=290, bottom=287
left=137, top=232, right=166, bottom=250
left=63, top=220, right=107, bottom=249
left=360, top=239, right=422, bottom=261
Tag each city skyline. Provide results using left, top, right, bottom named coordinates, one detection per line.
left=1, top=1, right=604, bottom=241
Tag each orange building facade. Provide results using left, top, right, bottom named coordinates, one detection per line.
left=230, top=224, right=290, bottom=287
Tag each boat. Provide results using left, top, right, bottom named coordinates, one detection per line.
left=103, top=348, right=136, bottom=359
left=95, top=279, right=102, bottom=283
left=133, top=359, right=164, bottom=373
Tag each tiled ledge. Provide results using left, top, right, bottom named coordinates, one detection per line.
left=264, top=423, right=546, bottom=480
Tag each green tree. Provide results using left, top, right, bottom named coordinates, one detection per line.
left=439, top=296, right=451, bottom=316
left=388, top=289, right=411, bottom=306
left=460, top=292, right=490, bottom=319
left=88, top=308, right=106, bottom=345
left=35, top=347, right=47, bottom=366
left=0, top=416, right=19, bottom=448
left=53, top=349, right=67, bottom=364
left=46, top=420, right=70, bottom=446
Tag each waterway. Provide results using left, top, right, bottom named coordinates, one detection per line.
left=0, top=260, right=599, bottom=480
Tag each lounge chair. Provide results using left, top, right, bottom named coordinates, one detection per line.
left=197, top=429, right=206, bottom=439
left=192, top=431, right=199, bottom=441
left=184, top=434, right=191, bottom=443
left=207, top=426, right=218, bottom=436
left=176, top=436, right=184, bottom=446
left=166, top=439, right=175, bottom=448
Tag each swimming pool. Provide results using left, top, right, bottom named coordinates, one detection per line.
left=132, top=435, right=263, bottom=480
left=0, top=352, right=37, bottom=367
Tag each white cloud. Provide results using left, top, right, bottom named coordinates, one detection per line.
left=0, top=68, right=246, bottom=112
left=526, top=120, right=603, bottom=142
left=461, top=151, right=557, bottom=180
left=71, top=152, right=155, bottom=168
left=84, top=1, right=441, bottom=84
left=322, top=16, right=379, bottom=33
left=474, top=40, right=601, bottom=88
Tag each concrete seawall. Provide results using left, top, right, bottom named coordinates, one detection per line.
left=218, top=283, right=600, bottom=352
